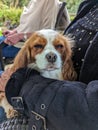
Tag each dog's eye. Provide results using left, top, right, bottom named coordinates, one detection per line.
left=55, top=44, right=63, bottom=49
left=34, top=44, right=43, bottom=49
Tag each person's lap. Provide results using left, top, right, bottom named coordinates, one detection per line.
left=0, top=36, right=20, bottom=58
left=2, top=44, right=20, bottom=58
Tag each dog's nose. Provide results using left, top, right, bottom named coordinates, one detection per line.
left=46, top=52, right=57, bottom=63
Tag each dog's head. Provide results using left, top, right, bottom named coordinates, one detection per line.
left=12, top=29, right=76, bottom=80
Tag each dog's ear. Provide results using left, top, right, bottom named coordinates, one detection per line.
left=11, top=43, right=31, bottom=72
left=62, top=58, right=77, bottom=81
left=62, top=36, right=77, bottom=81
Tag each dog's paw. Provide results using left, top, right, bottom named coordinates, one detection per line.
left=6, top=109, right=18, bottom=118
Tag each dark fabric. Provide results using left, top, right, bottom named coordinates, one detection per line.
left=64, top=1, right=98, bottom=83
left=79, top=33, right=98, bottom=83
left=2, top=68, right=98, bottom=130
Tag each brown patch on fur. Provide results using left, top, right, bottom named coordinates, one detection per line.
left=11, top=33, right=47, bottom=72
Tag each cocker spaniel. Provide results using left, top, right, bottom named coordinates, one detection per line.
left=0, top=29, right=77, bottom=118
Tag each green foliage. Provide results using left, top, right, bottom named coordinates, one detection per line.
left=1, top=0, right=29, bottom=8
left=0, top=0, right=11, bottom=6
left=66, top=0, right=82, bottom=13
left=70, top=14, right=76, bottom=21
left=4, top=8, right=22, bottom=24
left=0, top=1, right=9, bottom=10
left=0, top=7, right=22, bottom=27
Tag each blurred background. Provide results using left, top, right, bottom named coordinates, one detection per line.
left=0, top=0, right=82, bottom=29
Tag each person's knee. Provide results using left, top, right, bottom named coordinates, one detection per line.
left=2, top=46, right=20, bottom=58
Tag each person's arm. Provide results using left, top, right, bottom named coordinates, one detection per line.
left=4, top=32, right=32, bottom=45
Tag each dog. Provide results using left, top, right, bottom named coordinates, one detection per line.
left=0, top=29, right=77, bottom=118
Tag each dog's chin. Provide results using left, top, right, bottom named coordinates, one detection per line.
left=28, top=63, right=61, bottom=72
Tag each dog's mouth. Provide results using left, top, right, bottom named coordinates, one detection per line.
left=42, top=64, right=60, bottom=71
left=28, top=63, right=60, bottom=72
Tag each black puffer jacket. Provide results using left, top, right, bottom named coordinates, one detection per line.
left=3, top=68, right=98, bottom=130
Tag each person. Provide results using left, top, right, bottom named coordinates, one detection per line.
left=64, top=0, right=98, bottom=83
left=1, top=0, right=70, bottom=58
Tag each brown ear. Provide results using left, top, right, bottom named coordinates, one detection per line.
left=62, top=58, right=77, bottom=81
left=11, top=44, right=31, bottom=72
left=62, top=36, right=77, bottom=81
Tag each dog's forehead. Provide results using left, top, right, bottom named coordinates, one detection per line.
left=37, top=29, right=59, bottom=42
